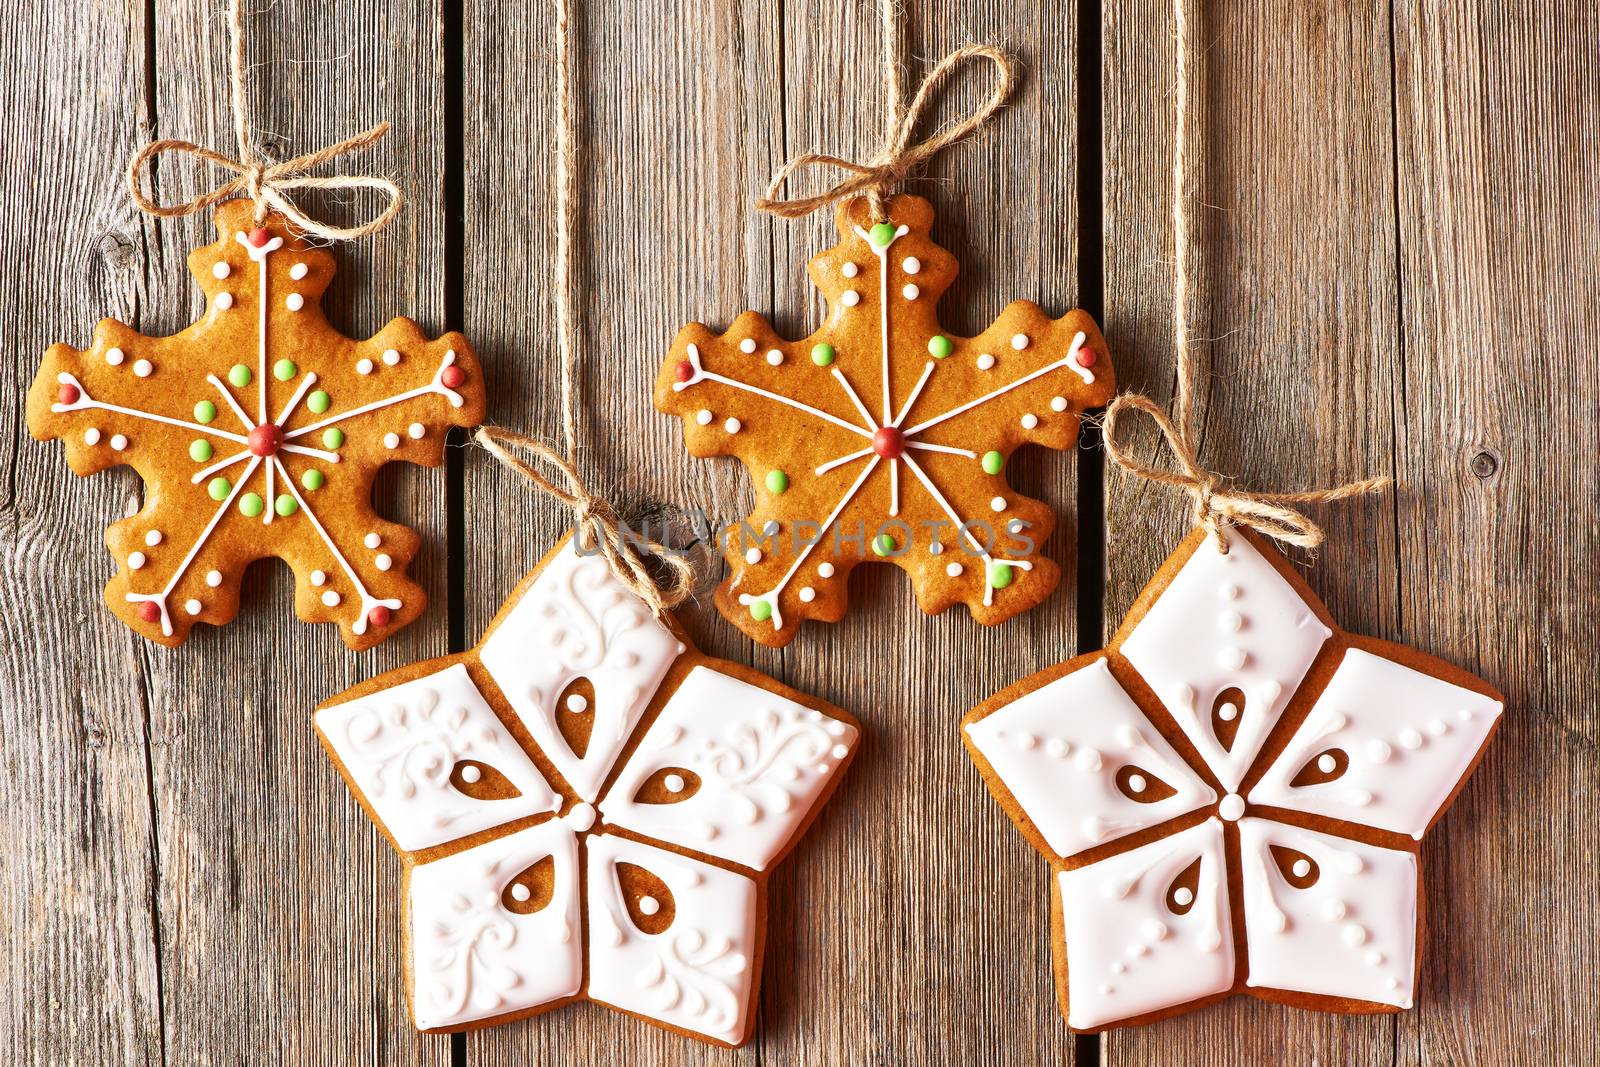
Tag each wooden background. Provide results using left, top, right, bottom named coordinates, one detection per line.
left=2, top=0, right=1594, bottom=1063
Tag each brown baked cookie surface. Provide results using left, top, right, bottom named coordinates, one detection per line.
left=28, top=199, right=483, bottom=648
left=656, top=194, right=1114, bottom=646
left=961, top=527, right=1503, bottom=1031
left=314, top=532, right=860, bottom=1045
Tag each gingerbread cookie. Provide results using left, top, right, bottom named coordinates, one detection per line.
left=314, top=533, right=860, bottom=1044
left=656, top=194, right=1113, bottom=647
left=961, top=527, right=1503, bottom=1030
left=27, top=200, right=484, bottom=648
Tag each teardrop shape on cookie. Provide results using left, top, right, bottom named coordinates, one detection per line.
left=1269, top=845, right=1321, bottom=889
left=1210, top=686, right=1246, bottom=752
left=501, top=855, right=556, bottom=914
left=630, top=766, right=703, bottom=805
left=555, top=677, right=597, bottom=759
left=1288, top=747, right=1350, bottom=787
left=616, top=862, right=676, bottom=935
left=1165, top=857, right=1203, bottom=915
left=450, top=759, right=525, bottom=801
left=1114, top=764, right=1179, bottom=804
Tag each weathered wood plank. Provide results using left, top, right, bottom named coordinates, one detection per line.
left=1103, top=1, right=1402, bottom=1063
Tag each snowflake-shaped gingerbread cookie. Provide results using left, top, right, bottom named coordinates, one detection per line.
left=315, top=534, right=860, bottom=1044
left=27, top=200, right=484, bottom=648
left=961, top=528, right=1503, bottom=1030
left=656, top=194, right=1113, bottom=646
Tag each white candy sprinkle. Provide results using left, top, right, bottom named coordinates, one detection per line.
left=185, top=599, right=202, bottom=616
left=841, top=262, right=859, bottom=278
left=215, top=292, right=234, bottom=310
left=664, top=774, right=685, bottom=792
left=724, top=417, right=742, bottom=434
left=1292, top=859, right=1311, bottom=878
left=766, top=348, right=784, bottom=366
left=364, top=532, right=381, bottom=549
left=1217, top=610, right=1243, bottom=632
left=990, top=496, right=1006, bottom=512
left=817, top=562, right=835, bottom=578
left=110, top=434, right=129, bottom=451
left=841, top=291, right=860, bottom=306
left=374, top=553, right=392, bottom=571
left=290, top=262, right=309, bottom=280
left=212, top=262, right=231, bottom=279
left=133, top=359, right=153, bottom=377
left=1050, top=395, right=1068, bottom=412
left=638, top=896, right=660, bottom=916
left=902, top=283, right=920, bottom=299
left=356, top=358, right=374, bottom=375
left=799, top=586, right=816, bottom=603
left=1174, top=887, right=1195, bottom=907
left=566, top=694, right=588, bottom=713
left=1020, top=413, right=1039, bottom=429
left=461, top=765, right=482, bottom=783
left=285, top=293, right=304, bottom=311
left=105, top=347, right=125, bottom=366
left=145, top=530, right=162, bottom=547
left=309, top=570, right=326, bottom=587
left=127, top=551, right=146, bottom=570
left=745, top=547, right=762, bottom=565
left=206, top=569, right=223, bottom=587
left=84, top=428, right=101, bottom=445
left=739, top=338, right=757, bottom=353
left=946, top=562, right=963, bottom=577
left=510, top=883, right=530, bottom=902
left=1218, top=702, right=1239, bottom=722
left=322, top=590, right=341, bottom=607
left=1127, top=773, right=1147, bottom=793
left=976, top=353, right=995, bottom=370
left=383, top=432, right=401, bottom=449
left=382, top=348, right=401, bottom=366
left=408, top=422, right=426, bottom=439
left=1218, top=647, right=1247, bottom=670
left=1011, top=333, right=1029, bottom=350
left=1317, top=753, right=1337, bottom=773
left=696, top=409, right=713, bottom=425
left=902, top=256, right=921, bottom=274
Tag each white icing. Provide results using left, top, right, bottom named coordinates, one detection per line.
left=479, top=541, right=681, bottom=800
left=817, top=562, right=835, bottom=578
left=976, top=354, right=995, bottom=371
left=383, top=348, right=401, bottom=365
left=1059, top=819, right=1233, bottom=1029
left=724, top=417, right=741, bottom=434
left=1020, top=413, right=1038, bottom=429
left=206, top=570, right=223, bottom=587
left=1011, top=333, right=1030, bottom=350
left=105, top=347, right=124, bottom=366
left=1121, top=533, right=1332, bottom=790
left=127, top=552, right=146, bottom=570
left=286, top=293, right=305, bottom=311
left=739, top=338, right=756, bottom=353
left=84, top=428, right=101, bottom=445
left=1248, top=648, right=1503, bottom=838
left=1237, top=818, right=1415, bottom=1007
left=585, top=833, right=756, bottom=1043
left=184, top=599, right=202, bottom=615
left=765, top=348, right=783, bottom=366
left=145, top=530, right=162, bottom=546
left=322, top=590, right=342, bottom=607
left=357, top=358, right=374, bottom=375
left=696, top=409, right=713, bottom=425
left=965, top=659, right=1214, bottom=858
left=384, top=432, right=401, bottom=448
left=990, top=496, right=1006, bottom=512
left=364, top=532, right=382, bottom=549
left=600, top=666, right=857, bottom=871
left=903, top=284, right=920, bottom=300
left=133, top=359, right=154, bottom=378
left=212, top=261, right=231, bottom=279
left=408, top=820, right=582, bottom=1030
left=409, top=422, right=426, bottom=439
left=316, top=663, right=560, bottom=851
left=290, top=262, right=308, bottom=280
left=216, top=292, right=234, bottom=310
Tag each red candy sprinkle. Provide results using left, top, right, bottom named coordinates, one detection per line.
left=871, top=426, right=906, bottom=459
left=248, top=424, right=284, bottom=457
left=368, top=605, right=392, bottom=628
left=440, top=365, right=466, bottom=389
left=136, top=601, right=161, bottom=623
left=57, top=383, right=80, bottom=405
left=248, top=227, right=271, bottom=247
left=1075, top=347, right=1097, bottom=368
left=673, top=360, right=694, bottom=383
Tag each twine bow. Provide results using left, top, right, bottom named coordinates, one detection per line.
left=1103, top=0, right=1389, bottom=551
left=125, top=0, right=402, bottom=241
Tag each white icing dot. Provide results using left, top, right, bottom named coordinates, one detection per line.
left=1111, top=961, right=1128, bottom=975
left=902, top=256, right=921, bottom=274
left=1217, top=701, right=1239, bottom=722
left=1075, top=748, right=1103, bottom=772
left=928, top=541, right=943, bottom=556
left=1143, top=919, right=1169, bottom=941
left=84, top=428, right=101, bottom=445
left=383, top=432, right=401, bottom=449
left=724, top=417, right=742, bottom=434
left=946, top=562, right=963, bottom=577
left=321, top=590, right=341, bottom=607
left=1010, top=333, right=1029, bottom=350
left=664, top=773, right=685, bottom=792
left=695, top=409, right=713, bottom=425
left=744, top=547, right=762, bottom=565
left=290, top=262, right=309, bottom=280
left=215, top=292, right=234, bottom=310
left=739, top=337, right=757, bottom=353
left=1173, top=887, right=1195, bottom=906
left=1218, top=646, right=1248, bottom=671
left=841, top=291, right=860, bottom=307
left=1342, top=923, right=1368, bottom=946
left=1127, top=773, right=1148, bottom=793
left=184, top=599, right=202, bottom=616
left=460, top=765, right=482, bottom=783
left=1428, top=717, right=1449, bottom=736
left=110, top=434, right=129, bottom=451
left=638, top=895, right=660, bottom=916
left=374, top=553, right=392, bottom=571
left=763, top=519, right=779, bottom=537
left=902, top=283, right=920, bottom=300
left=1366, top=950, right=1386, bottom=966
left=563, top=802, right=596, bottom=832
left=127, top=551, right=146, bottom=570
left=408, top=422, right=426, bottom=440
left=145, top=530, right=162, bottom=547
left=830, top=743, right=848, bottom=759
left=206, top=569, right=223, bottom=587
left=1126, top=942, right=1149, bottom=958
left=1386, top=977, right=1401, bottom=991
left=1322, top=898, right=1347, bottom=921
left=1219, top=583, right=1241, bottom=600
left=212, top=261, right=231, bottom=279
left=1014, top=732, right=1037, bottom=751
left=382, top=348, right=401, bottom=366
left=990, top=496, right=1006, bottom=512
left=1050, top=395, right=1068, bottom=412
left=1399, top=728, right=1424, bottom=750
left=1368, top=739, right=1393, bottom=763
left=817, top=562, right=835, bottom=578
left=364, top=532, right=382, bottom=549
left=1218, top=793, right=1245, bottom=821
left=356, top=358, right=374, bottom=375
left=285, top=293, right=305, bottom=312
left=799, top=586, right=816, bottom=603
left=1045, top=738, right=1069, bottom=758
left=510, top=883, right=531, bottom=902
left=565, top=693, right=589, bottom=713
left=1217, top=610, right=1243, bottom=632
left=976, top=353, right=996, bottom=371
left=308, top=570, right=326, bottom=587
left=1020, top=413, right=1038, bottom=429
left=1292, top=859, right=1311, bottom=878
left=105, top=347, right=125, bottom=366
left=841, top=262, right=859, bottom=278
left=1099, top=983, right=1115, bottom=996
left=766, top=348, right=784, bottom=366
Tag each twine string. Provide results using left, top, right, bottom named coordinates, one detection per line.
left=473, top=0, right=693, bottom=617
left=126, top=0, right=402, bottom=241
left=1101, top=0, right=1389, bottom=550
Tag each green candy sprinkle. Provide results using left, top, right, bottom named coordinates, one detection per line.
left=322, top=428, right=345, bottom=449
left=810, top=342, right=836, bottom=367
left=982, top=450, right=1004, bottom=475
left=928, top=335, right=954, bottom=358
left=207, top=476, right=231, bottom=501
left=307, top=389, right=331, bottom=414
left=228, top=363, right=252, bottom=388
left=189, top=439, right=214, bottom=463
left=869, top=222, right=897, bottom=247
left=749, top=599, right=773, bottom=622
left=274, top=495, right=299, bottom=517
left=872, top=533, right=896, bottom=557
left=301, top=469, right=325, bottom=491
left=765, top=470, right=790, bottom=494
left=194, top=400, right=217, bottom=424
left=273, top=358, right=297, bottom=381
left=990, top=563, right=1015, bottom=590
left=239, top=493, right=264, bottom=518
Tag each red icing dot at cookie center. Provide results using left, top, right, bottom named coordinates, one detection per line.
left=872, top=426, right=906, bottom=459
left=248, top=424, right=284, bottom=456
left=673, top=360, right=694, bottom=383
left=440, top=365, right=465, bottom=389
left=1075, top=347, right=1097, bottom=368
left=58, top=383, right=80, bottom=405
left=248, top=226, right=271, bottom=248
left=368, top=605, right=393, bottom=628
left=136, top=601, right=161, bottom=623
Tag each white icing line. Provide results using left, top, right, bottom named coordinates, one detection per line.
left=285, top=350, right=464, bottom=440
left=890, top=459, right=900, bottom=516
left=206, top=374, right=256, bottom=430
left=672, top=344, right=871, bottom=439
left=900, top=452, right=1032, bottom=606
left=190, top=449, right=250, bottom=485
left=270, top=456, right=400, bottom=634
left=53, top=373, right=249, bottom=444
left=892, top=360, right=937, bottom=428
left=127, top=454, right=263, bottom=636
left=904, top=332, right=1092, bottom=437
left=816, top=446, right=873, bottom=476
left=829, top=367, right=878, bottom=431
left=274, top=371, right=318, bottom=426
left=851, top=222, right=908, bottom=424
left=906, top=441, right=979, bottom=459
left=279, top=442, right=342, bottom=463
left=263, top=457, right=275, bottom=526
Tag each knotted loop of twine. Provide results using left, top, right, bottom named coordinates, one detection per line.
left=754, top=43, right=1017, bottom=221
left=475, top=427, right=694, bottom=618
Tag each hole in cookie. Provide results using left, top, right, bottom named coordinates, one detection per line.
left=1288, top=747, right=1349, bottom=787
left=501, top=855, right=555, bottom=914
left=615, top=862, right=675, bottom=935
left=450, top=759, right=523, bottom=801
left=1166, top=858, right=1203, bottom=916
left=1114, top=764, right=1178, bottom=804
left=555, top=677, right=597, bottom=759
left=630, top=766, right=702, bottom=805
left=1269, top=845, right=1321, bottom=889
left=1211, top=687, right=1246, bottom=752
